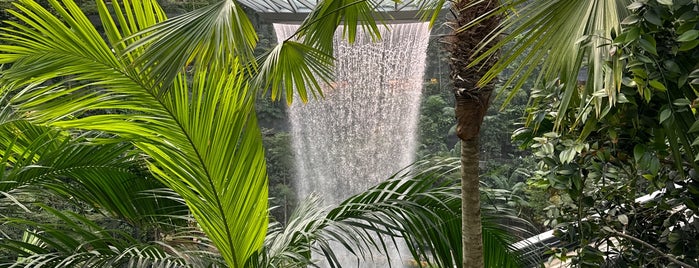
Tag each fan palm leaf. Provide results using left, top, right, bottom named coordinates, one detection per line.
left=0, top=0, right=268, bottom=267
left=122, top=0, right=257, bottom=94
left=466, top=0, right=630, bottom=127
left=126, top=0, right=390, bottom=106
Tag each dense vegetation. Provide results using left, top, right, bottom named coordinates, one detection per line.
left=0, top=0, right=526, bottom=267
left=516, top=0, right=699, bottom=265
left=0, top=0, right=697, bottom=266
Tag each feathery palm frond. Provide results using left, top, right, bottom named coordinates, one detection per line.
left=0, top=0, right=268, bottom=267
left=0, top=92, right=183, bottom=229
left=250, top=158, right=532, bottom=267
left=468, top=0, right=630, bottom=128
left=124, top=0, right=387, bottom=107
left=0, top=205, right=224, bottom=267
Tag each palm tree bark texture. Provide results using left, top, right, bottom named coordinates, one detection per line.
left=445, top=0, right=500, bottom=267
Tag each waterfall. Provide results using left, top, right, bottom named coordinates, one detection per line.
left=274, top=22, right=430, bottom=267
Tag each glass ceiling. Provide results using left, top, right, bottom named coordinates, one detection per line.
left=239, top=0, right=439, bottom=21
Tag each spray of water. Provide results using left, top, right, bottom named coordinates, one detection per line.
left=274, top=22, right=430, bottom=267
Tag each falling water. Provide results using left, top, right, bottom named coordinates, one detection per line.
left=274, top=22, right=430, bottom=267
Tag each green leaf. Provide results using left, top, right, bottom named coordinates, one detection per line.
left=639, top=38, right=658, bottom=56
left=559, top=148, right=577, bottom=164
left=643, top=10, right=662, bottom=26
left=626, top=27, right=641, bottom=43
left=673, top=98, right=691, bottom=106
left=631, top=68, right=648, bottom=79
left=678, top=74, right=688, bottom=87
left=0, top=1, right=270, bottom=267
left=691, top=69, right=699, bottom=79
left=621, top=14, right=641, bottom=25
left=688, top=121, right=699, bottom=133
left=649, top=79, right=666, bottom=91
left=628, top=1, right=645, bottom=10
left=660, top=108, right=672, bottom=123
left=663, top=60, right=681, bottom=74
left=658, top=0, right=673, bottom=5
left=126, top=0, right=259, bottom=94
left=677, top=30, right=699, bottom=42
left=634, top=144, right=645, bottom=162
left=692, top=136, right=699, bottom=146
left=254, top=40, right=333, bottom=104
left=679, top=40, right=699, bottom=51
left=461, top=0, right=631, bottom=130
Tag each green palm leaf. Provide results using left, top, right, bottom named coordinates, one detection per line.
left=1, top=71, right=186, bottom=248
left=254, top=40, right=334, bottom=104
left=468, top=0, right=630, bottom=129
left=124, top=0, right=258, bottom=93
left=0, top=205, right=223, bottom=267
left=250, top=158, right=531, bottom=267
left=0, top=0, right=268, bottom=267
left=296, top=0, right=383, bottom=53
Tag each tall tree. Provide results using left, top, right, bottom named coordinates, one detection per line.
left=445, top=0, right=500, bottom=266
left=437, top=0, right=639, bottom=265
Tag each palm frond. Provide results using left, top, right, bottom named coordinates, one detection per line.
left=124, top=0, right=257, bottom=93
left=0, top=1, right=269, bottom=267
left=296, top=0, right=383, bottom=54
left=252, top=158, right=532, bottom=267
left=417, top=0, right=447, bottom=28
left=0, top=205, right=222, bottom=267
left=468, top=0, right=630, bottom=129
left=0, top=94, right=181, bottom=226
left=254, top=40, right=334, bottom=104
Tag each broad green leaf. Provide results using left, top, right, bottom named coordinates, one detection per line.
left=649, top=79, right=667, bottom=91
left=626, top=27, right=641, bottom=43
left=679, top=40, right=699, bottom=51
left=673, top=98, right=691, bottom=106
left=634, top=144, right=645, bottom=162
left=677, top=30, right=699, bottom=42
left=628, top=1, right=645, bottom=10
left=559, top=148, right=577, bottom=164
left=639, top=38, right=658, bottom=56
left=691, top=136, right=699, bottom=146
left=643, top=10, right=662, bottom=26
left=691, top=69, right=699, bottom=79
left=689, top=121, right=699, bottom=133
left=660, top=108, right=672, bottom=123
left=621, top=14, right=641, bottom=25
left=664, top=60, right=681, bottom=74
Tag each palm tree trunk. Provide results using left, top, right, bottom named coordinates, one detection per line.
left=446, top=0, right=500, bottom=267
left=460, top=137, right=485, bottom=267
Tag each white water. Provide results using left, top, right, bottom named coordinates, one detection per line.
left=274, top=22, right=430, bottom=267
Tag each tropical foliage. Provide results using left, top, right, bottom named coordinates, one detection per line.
left=0, top=0, right=534, bottom=267
left=502, top=0, right=698, bottom=266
